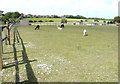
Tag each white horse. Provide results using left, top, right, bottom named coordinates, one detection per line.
left=83, top=29, right=87, bottom=36
left=57, top=25, right=62, bottom=30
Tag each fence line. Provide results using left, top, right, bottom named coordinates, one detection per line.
left=0, top=27, right=2, bottom=70
left=0, top=22, right=15, bottom=70
left=1, top=23, right=15, bottom=42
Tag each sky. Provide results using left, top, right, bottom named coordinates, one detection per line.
left=0, top=0, right=119, bottom=19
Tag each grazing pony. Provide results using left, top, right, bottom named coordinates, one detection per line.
left=35, top=25, right=40, bottom=30
left=57, top=25, right=62, bottom=30
left=83, top=29, right=88, bottom=36
left=61, top=24, right=64, bottom=28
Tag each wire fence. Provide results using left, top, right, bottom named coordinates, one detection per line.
left=30, top=22, right=74, bottom=26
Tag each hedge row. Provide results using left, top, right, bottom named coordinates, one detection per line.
left=29, top=20, right=54, bottom=23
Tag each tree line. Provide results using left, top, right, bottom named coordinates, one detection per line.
left=1, top=11, right=120, bottom=24
left=63, top=15, right=86, bottom=19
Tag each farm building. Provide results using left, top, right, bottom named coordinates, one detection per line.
left=20, top=19, right=30, bottom=26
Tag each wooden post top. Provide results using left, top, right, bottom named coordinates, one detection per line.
left=6, top=22, right=9, bottom=25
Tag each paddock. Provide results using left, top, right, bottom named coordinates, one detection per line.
left=1, top=25, right=118, bottom=82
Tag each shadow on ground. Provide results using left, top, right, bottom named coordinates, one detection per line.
left=3, top=27, right=38, bottom=83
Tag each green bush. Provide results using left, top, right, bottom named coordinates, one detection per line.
left=103, top=21, right=106, bottom=23
left=117, top=19, right=120, bottom=23
left=114, top=16, right=120, bottom=23
left=34, top=20, right=37, bottom=22
left=49, top=20, right=54, bottom=22
left=38, top=20, right=43, bottom=22
left=29, top=20, right=33, bottom=23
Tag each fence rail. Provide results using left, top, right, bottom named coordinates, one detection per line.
left=1, top=23, right=14, bottom=42
left=0, top=26, right=2, bottom=70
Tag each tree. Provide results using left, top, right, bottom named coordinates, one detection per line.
left=9, top=18, right=15, bottom=22
left=2, top=12, right=21, bottom=23
left=38, top=20, right=43, bottom=22
left=116, top=19, right=120, bottom=23
left=49, top=20, right=54, bottom=22
left=0, top=10, right=3, bottom=21
left=5, top=12, right=13, bottom=18
left=64, top=15, right=86, bottom=19
left=27, top=14, right=32, bottom=18
left=53, top=15, right=60, bottom=18
left=12, top=12, right=21, bottom=18
left=15, top=19, right=20, bottom=23
left=114, top=16, right=120, bottom=23
left=19, top=16, right=23, bottom=20
left=64, top=15, right=73, bottom=18
left=2, top=16, right=9, bottom=23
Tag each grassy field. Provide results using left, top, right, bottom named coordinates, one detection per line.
left=0, top=25, right=118, bottom=82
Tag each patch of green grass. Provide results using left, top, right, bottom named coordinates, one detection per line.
left=1, top=25, right=118, bottom=82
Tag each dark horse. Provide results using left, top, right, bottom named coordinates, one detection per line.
left=35, top=25, right=40, bottom=30
left=61, top=24, right=64, bottom=28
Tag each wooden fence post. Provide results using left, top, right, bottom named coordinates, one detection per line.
left=0, top=27, right=3, bottom=70
left=6, top=22, right=10, bottom=45
left=4, top=27, right=7, bottom=45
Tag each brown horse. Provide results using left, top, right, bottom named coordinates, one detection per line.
left=35, top=25, right=40, bottom=30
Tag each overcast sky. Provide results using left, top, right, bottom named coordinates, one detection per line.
left=0, top=0, right=119, bottom=19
